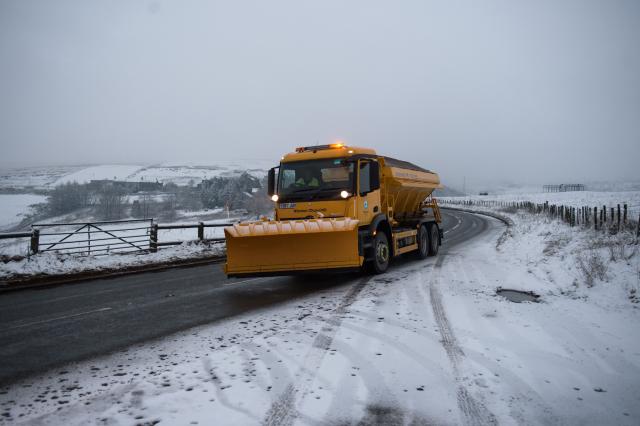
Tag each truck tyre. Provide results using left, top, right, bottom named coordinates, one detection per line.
left=416, top=224, right=429, bottom=259
left=427, top=223, right=439, bottom=256
left=371, top=231, right=390, bottom=274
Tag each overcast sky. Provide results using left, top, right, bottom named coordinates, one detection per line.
left=1, top=0, right=639, bottom=187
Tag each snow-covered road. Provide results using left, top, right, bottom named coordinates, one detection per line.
left=1, top=212, right=639, bottom=425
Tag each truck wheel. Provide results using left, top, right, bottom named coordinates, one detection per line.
left=427, top=223, right=439, bottom=256
left=416, top=224, right=429, bottom=259
left=371, top=232, right=390, bottom=274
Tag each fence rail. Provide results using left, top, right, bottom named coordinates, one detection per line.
left=149, top=222, right=230, bottom=252
left=0, top=232, right=32, bottom=240
left=0, top=219, right=234, bottom=258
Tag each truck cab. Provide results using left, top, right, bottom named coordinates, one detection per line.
left=269, top=144, right=381, bottom=227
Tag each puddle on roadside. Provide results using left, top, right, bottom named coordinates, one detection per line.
left=496, top=288, right=540, bottom=303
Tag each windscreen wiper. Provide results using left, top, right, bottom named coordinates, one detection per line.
left=308, top=187, right=342, bottom=201
left=290, top=187, right=317, bottom=194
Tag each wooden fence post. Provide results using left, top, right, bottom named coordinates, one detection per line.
left=600, top=208, right=603, bottom=230
left=624, top=204, right=628, bottom=224
left=617, top=204, right=621, bottom=229
left=198, top=222, right=205, bottom=242
left=30, top=229, right=40, bottom=254
left=150, top=224, right=158, bottom=253
left=610, top=207, right=614, bottom=227
left=594, top=207, right=597, bottom=231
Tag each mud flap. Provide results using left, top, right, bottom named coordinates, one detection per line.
left=224, top=218, right=362, bottom=276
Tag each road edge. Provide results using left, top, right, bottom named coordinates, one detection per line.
left=441, top=206, right=513, bottom=227
left=441, top=206, right=513, bottom=249
left=0, top=255, right=226, bottom=293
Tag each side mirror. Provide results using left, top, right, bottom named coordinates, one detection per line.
left=370, top=161, right=380, bottom=191
left=267, top=168, right=276, bottom=196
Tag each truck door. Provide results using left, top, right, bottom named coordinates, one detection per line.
left=358, top=159, right=381, bottom=225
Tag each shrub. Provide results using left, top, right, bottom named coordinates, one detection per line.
left=576, top=250, right=608, bottom=287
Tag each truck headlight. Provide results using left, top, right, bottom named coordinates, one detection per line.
left=340, top=191, right=349, bottom=199
left=271, top=194, right=279, bottom=202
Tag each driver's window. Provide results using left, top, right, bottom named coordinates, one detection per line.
left=282, top=169, right=296, bottom=188
left=359, top=162, right=371, bottom=194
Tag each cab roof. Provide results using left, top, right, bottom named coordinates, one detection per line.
left=281, top=144, right=377, bottom=162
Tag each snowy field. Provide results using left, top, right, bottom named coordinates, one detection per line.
left=469, top=181, right=640, bottom=195
left=0, top=194, right=46, bottom=231
left=0, top=162, right=271, bottom=190
left=54, top=165, right=145, bottom=185
left=0, top=166, right=82, bottom=190
left=128, top=161, right=272, bottom=186
left=441, top=190, right=640, bottom=219
left=1, top=210, right=639, bottom=424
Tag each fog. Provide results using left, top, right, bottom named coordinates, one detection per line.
left=1, top=0, right=639, bottom=188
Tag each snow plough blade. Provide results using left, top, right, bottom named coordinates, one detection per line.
left=224, top=218, right=361, bottom=277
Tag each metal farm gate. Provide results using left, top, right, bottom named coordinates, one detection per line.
left=31, top=219, right=153, bottom=256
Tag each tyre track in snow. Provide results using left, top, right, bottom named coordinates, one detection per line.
left=262, top=210, right=497, bottom=425
left=429, top=253, right=498, bottom=426
left=262, top=275, right=371, bottom=426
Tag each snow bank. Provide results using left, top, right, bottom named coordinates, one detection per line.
left=440, top=203, right=640, bottom=306
left=0, top=242, right=224, bottom=280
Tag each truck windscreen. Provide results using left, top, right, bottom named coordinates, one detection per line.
left=278, top=159, right=354, bottom=201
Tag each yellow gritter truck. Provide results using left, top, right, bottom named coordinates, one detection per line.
left=224, top=143, right=443, bottom=277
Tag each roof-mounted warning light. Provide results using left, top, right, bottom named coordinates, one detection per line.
left=295, top=143, right=347, bottom=153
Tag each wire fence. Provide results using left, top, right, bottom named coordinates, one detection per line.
left=441, top=199, right=640, bottom=236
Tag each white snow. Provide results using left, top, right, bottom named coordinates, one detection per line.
left=0, top=217, right=238, bottom=277
left=53, top=165, right=145, bottom=185
left=155, top=218, right=234, bottom=246
left=127, top=161, right=272, bottom=186
left=176, top=208, right=223, bottom=217
left=441, top=190, right=640, bottom=219
left=0, top=242, right=224, bottom=279
left=1, top=162, right=271, bottom=190
left=2, top=209, right=639, bottom=424
left=0, top=194, right=46, bottom=231
left=0, top=166, right=83, bottom=190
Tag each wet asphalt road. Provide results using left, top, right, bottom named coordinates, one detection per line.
left=0, top=209, right=491, bottom=385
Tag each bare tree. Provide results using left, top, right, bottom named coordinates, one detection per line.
left=96, top=184, right=126, bottom=220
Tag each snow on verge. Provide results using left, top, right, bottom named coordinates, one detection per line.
left=442, top=202, right=640, bottom=305
left=0, top=242, right=224, bottom=281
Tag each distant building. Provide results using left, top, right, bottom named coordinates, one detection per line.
left=543, top=184, right=586, bottom=193
left=479, top=191, right=489, bottom=196
left=88, top=180, right=163, bottom=192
